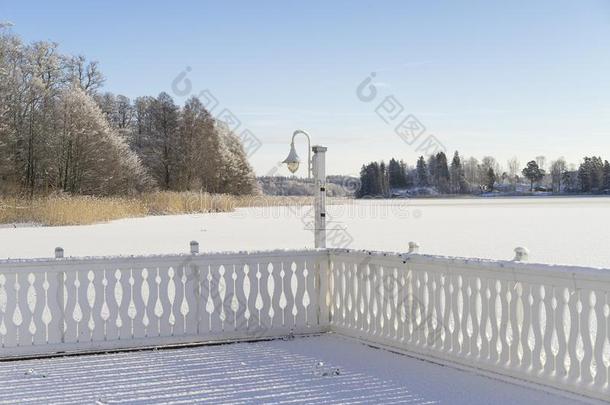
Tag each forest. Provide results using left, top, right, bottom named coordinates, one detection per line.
left=0, top=26, right=257, bottom=198
left=357, top=152, right=610, bottom=198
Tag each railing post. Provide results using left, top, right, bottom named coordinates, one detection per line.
left=54, top=247, right=66, bottom=343
left=312, top=145, right=327, bottom=249
left=190, top=241, right=199, bottom=254
left=513, top=247, right=529, bottom=262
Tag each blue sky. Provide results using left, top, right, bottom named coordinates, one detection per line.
left=3, top=0, right=610, bottom=176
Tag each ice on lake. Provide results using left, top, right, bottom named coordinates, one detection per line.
left=0, top=197, right=608, bottom=268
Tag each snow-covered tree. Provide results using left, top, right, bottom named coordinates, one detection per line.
left=578, top=156, right=605, bottom=192
left=434, top=152, right=450, bottom=193
left=388, top=158, right=407, bottom=189
left=64, top=55, right=104, bottom=95
left=216, top=122, right=257, bottom=195
left=604, top=160, right=610, bottom=191
left=522, top=160, right=545, bottom=191
left=450, top=151, right=468, bottom=194
left=416, top=156, right=428, bottom=187
left=486, top=167, right=496, bottom=191
left=0, top=29, right=261, bottom=197
left=52, top=85, right=151, bottom=195
left=507, top=157, right=520, bottom=191
left=140, top=92, right=180, bottom=189
left=535, top=155, right=546, bottom=172
left=131, top=96, right=155, bottom=153
left=463, top=157, right=479, bottom=188
left=550, top=158, right=567, bottom=193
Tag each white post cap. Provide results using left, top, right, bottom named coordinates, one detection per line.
left=408, top=241, right=420, bottom=254
left=514, top=247, right=529, bottom=262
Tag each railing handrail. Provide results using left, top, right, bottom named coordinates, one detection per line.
left=330, top=248, right=610, bottom=283
left=0, top=249, right=326, bottom=270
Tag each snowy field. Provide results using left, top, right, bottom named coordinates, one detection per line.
left=0, top=335, right=586, bottom=405
left=0, top=197, right=609, bottom=268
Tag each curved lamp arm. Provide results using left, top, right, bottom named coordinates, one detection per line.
left=291, top=129, right=312, bottom=179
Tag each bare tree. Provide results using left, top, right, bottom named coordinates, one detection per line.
left=507, top=157, right=520, bottom=191
left=64, top=55, right=105, bottom=94
left=536, top=155, right=546, bottom=172
left=463, top=157, right=479, bottom=187
left=550, top=158, right=567, bottom=193
left=141, top=92, right=180, bottom=189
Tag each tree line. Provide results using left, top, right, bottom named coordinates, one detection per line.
left=258, top=175, right=357, bottom=197
left=357, top=152, right=610, bottom=198
left=0, top=27, right=257, bottom=197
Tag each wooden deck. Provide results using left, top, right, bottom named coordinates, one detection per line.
left=0, top=335, right=589, bottom=404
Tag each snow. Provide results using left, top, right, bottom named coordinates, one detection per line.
left=0, top=197, right=608, bottom=268
left=0, top=335, right=587, bottom=405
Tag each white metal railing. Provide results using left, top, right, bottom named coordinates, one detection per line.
left=328, top=249, right=610, bottom=402
left=0, top=246, right=608, bottom=401
left=0, top=249, right=328, bottom=358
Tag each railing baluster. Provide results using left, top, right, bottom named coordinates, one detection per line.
left=498, top=279, right=510, bottom=366
left=567, top=289, right=581, bottom=382
left=580, top=289, right=594, bottom=384
left=554, top=287, right=569, bottom=379
left=317, top=254, right=330, bottom=329
left=470, top=276, right=481, bottom=360
left=592, top=289, right=607, bottom=389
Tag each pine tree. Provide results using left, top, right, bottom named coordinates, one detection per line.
left=379, top=161, right=390, bottom=197
left=357, top=164, right=368, bottom=198
left=399, top=160, right=411, bottom=187
left=579, top=158, right=591, bottom=192
left=523, top=160, right=545, bottom=191
left=435, top=152, right=450, bottom=193
left=416, top=156, right=428, bottom=187
left=591, top=157, right=605, bottom=191
left=388, top=158, right=402, bottom=189
left=486, top=167, right=496, bottom=191
left=427, top=154, right=437, bottom=187
left=450, top=151, right=468, bottom=194
left=604, top=160, right=610, bottom=191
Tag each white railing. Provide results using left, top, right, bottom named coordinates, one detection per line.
left=1, top=246, right=608, bottom=401
left=0, top=250, right=328, bottom=357
left=328, top=249, right=610, bottom=402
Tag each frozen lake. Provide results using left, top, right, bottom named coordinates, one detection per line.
left=0, top=197, right=609, bottom=268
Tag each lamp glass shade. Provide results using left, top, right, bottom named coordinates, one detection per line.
left=286, top=161, right=300, bottom=173
left=282, top=143, right=301, bottom=173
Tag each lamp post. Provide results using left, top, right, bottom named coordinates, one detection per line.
left=282, top=130, right=327, bottom=248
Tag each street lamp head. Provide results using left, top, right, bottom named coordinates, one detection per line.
left=282, top=142, right=301, bottom=173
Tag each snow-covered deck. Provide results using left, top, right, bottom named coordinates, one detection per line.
left=0, top=335, right=587, bottom=405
